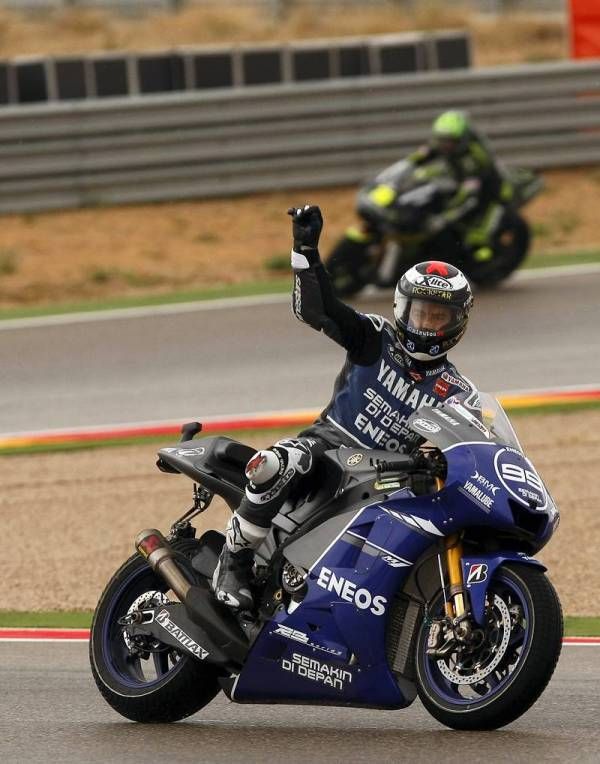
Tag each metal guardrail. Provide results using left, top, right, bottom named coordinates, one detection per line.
left=0, top=30, right=471, bottom=106
left=0, top=59, right=599, bottom=214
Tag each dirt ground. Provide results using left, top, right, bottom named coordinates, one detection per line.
left=1, top=168, right=599, bottom=310
left=0, top=5, right=580, bottom=310
left=2, top=409, right=598, bottom=615
left=0, top=5, right=567, bottom=65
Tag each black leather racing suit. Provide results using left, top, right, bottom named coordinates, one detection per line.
left=234, top=255, right=479, bottom=531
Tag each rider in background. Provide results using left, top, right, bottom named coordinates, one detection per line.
left=408, top=110, right=511, bottom=264
left=212, top=204, right=480, bottom=612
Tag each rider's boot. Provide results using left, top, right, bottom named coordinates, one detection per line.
left=212, top=511, right=269, bottom=610
left=212, top=546, right=255, bottom=611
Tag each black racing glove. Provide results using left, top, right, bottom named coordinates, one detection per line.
left=287, top=204, right=323, bottom=268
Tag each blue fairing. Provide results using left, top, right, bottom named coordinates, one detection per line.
left=233, top=398, right=558, bottom=708
left=233, top=491, right=439, bottom=708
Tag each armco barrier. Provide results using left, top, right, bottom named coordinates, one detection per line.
left=1, top=30, right=470, bottom=105
left=1, top=59, right=600, bottom=213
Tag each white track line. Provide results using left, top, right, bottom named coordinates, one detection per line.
left=1, top=263, right=599, bottom=332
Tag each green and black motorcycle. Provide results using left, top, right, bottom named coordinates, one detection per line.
left=326, top=159, right=543, bottom=297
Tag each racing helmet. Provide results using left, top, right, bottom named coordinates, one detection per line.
left=432, top=110, right=470, bottom=156
left=394, top=261, right=473, bottom=361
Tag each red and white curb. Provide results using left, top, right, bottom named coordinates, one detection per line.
left=0, top=629, right=598, bottom=645
left=1, top=384, right=599, bottom=452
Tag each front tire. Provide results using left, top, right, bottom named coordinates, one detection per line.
left=89, top=539, right=221, bottom=723
left=415, top=564, right=562, bottom=730
left=325, top=236, right=379, bottom=297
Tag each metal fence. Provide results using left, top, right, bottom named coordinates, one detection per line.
left=0, top=59, right=598, bottom=215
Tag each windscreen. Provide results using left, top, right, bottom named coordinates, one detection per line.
left=408, top=392, right=523, bottom=451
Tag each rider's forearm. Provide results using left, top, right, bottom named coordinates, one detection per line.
left=292, top=252, right=366, bottom=353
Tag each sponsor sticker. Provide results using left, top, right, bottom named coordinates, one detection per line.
left=272, top=625, right=343, bottom=657
left=346, top=453, right=364, bottom=467
left=466, top=563, right=488, bottom=584
left=316, top=567, right=387, bottom=616
left=441, top=370, right=471, bottom=393
left=281, top=652, right=352, bottom=691
left=412, top=418, right=442, bottom=434
left=175, top=447, right=205, bottom=457
left=156, top=609, right=209, bottom=659
left=494, top=448, right=547, bottom=509
left=433, top=378, right=450, bottom=398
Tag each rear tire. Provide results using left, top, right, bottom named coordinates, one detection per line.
left=415, top=564, right=562, bottom=730
left=468, top=213, right=530, bottom=288
left=89, top=539, right=221, bottom=723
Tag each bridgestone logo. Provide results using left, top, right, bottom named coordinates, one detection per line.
left=156, top=609, right=209, bottom=660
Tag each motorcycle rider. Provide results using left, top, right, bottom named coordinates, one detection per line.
left=408, top=110, right=511, bottom=263
left=212, top=204, right=479, bottom=610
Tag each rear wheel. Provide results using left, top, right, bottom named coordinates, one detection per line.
left=468, top=213, right=530, bottom=287
left=415, top=564, right=562, bottom=730
left=89, top=539, right=221, bottom=723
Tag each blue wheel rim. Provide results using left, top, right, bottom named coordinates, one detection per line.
left=422, top=572, right=532, bottom=706
left=100, top=564, right=186, bottom=690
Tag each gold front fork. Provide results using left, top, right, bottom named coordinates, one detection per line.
left=444, top=533, right=466, bottom=619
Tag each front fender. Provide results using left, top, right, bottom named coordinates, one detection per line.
left=462, top=552, right=546, bottom=625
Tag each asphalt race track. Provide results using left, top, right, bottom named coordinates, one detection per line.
left=0, top=642, right=598, bottom=763
left=1, top=267, right=599, bottom=433
left=2, top=267, right=599, bottom=762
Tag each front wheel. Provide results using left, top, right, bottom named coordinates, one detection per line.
left=89, top=539, right=221, bottom=723
left=325, top=235, right=380, bottom=297
left=415, top=564, right=562, bottom=730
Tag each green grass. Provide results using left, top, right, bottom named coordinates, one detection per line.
left=0, top=611, right=597, bottom=635
left=505, top=400, right=600, bottom=417
left=564, top=616, right=600, bottom=637
left=0, top=248, right=599, bottom=323
left=525, top=248, right=600, bottom=269
left=0, top=611, right=94, bottom=628
left=0, top=278, right=291, bottom=321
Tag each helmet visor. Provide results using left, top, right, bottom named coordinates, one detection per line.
left=395, top=296, right=466, bottom=338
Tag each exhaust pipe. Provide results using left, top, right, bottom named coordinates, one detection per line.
left=135, top=528, right=249, bottom=666
left=135, top=528, right=193, bottom=601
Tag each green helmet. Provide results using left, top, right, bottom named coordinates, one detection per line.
left=432, top=110, right=470, bottom=154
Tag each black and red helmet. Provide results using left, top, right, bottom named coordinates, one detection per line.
left=393, top=261, right=473, bottom=361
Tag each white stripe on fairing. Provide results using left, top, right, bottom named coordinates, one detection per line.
left=384, top=509, right=443, bottom=536
left=307, top=507, right=367, bottom=573
left=442, top=440, right=499, bottom=453
left=346, top=530, right=412, bottom=566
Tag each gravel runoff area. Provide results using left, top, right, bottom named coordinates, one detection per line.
left=2, top=409, right=598, bottom=615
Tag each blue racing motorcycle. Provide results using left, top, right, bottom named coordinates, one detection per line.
left=90, top=393, right=562, bottom=730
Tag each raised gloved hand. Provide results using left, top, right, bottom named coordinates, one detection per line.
left=287, top=205, right=323, bottom=268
